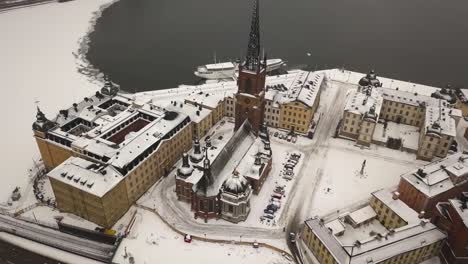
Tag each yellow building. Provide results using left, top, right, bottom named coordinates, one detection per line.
left=36, top=92, right=193, bottom=227
left=302, top=189, right=446, bottom=264
left=279, top=101, right=314, bottom=134
left=48, top=157, right=129, bottom=228
left=340, top=87, right=383, bottom=146
left=340, top=75, right=458, bottom=160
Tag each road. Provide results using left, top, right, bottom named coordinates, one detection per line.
left=0, top=214, right=114, bottom=263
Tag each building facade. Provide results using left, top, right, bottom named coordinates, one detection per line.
left=398, top=153, right=468, bottom=218
left=302, top=189, right=446, bottom=264
left=339, top=71, right=458, bottom=160
left=432, top=194, right=468, bottom=264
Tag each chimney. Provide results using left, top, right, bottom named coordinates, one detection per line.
left=392, top=191, right=400, bottom=200
left=418, top=211, right=425, bottom=219
left=254, top=155, right=261, bottom=166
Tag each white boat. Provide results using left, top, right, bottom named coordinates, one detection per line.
left=195, top=59, right=285, bottom=80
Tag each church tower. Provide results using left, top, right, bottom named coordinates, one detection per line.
left=234, top=0, right=267, bottom=134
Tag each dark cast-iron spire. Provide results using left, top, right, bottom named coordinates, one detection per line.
left=245, top=0, right=261, bottom=71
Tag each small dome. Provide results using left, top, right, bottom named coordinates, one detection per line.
left=177, top=153, right=194, bottom=178
left=359, top=70, right=381, bottom=87
left=222, top=174, right=249, bottom=195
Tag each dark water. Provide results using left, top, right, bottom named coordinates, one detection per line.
left=87, top=0, right=468, bottom=92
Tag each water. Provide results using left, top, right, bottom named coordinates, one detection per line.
left=86, top=0, right=468, bottom=92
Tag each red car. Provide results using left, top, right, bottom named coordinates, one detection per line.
left=184, top=234, right=192, bottom=243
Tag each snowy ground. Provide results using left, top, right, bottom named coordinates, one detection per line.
left=113, top=208, right=290, bottom=264
left=307, top=138, right=425, bottom=218
left=0, top=0, right=113, bottom=204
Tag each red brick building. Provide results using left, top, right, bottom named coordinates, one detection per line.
left=432, top=193, right=468, bottom=264
left=398, top=153, right=468, bottom=218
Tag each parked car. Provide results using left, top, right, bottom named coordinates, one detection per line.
left=267, top=203, right=279, bottom=212
left=274, top=187, right=285, bottom=195
left=292, top=136, right=297, bottom=143
left=184, top=234, right=192, bottom=243
left=289, top=232, right=296, bottom=243
left=274, top=131, right=279, bottom=137
left=264, top=208, right=275, bottom=214
left=279, top=134, right=284, bottom=139
left=262, top=213, right=275, bottom=220
left=288, top=159, right=298, bottom=165
left=284, top=171, right=294, bottom=176
left=272, top=193, right=282, bottom=200
left=283, top=175, right=293, bottom=180
left=286, top=135, right=292, bottom=142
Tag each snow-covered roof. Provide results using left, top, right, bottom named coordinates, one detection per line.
left=139, top=70, right=322, bottom=110
left=372, top=189, right=419, bottom=223
left=373, top=122, right=420, bottom=151
left=401, top=153, right=468, bottom=198
left=235, top=138, right=271, bottom=181
left=325, top=219, right=345, bottom=235
left=203, top=121, right=256, bottom=197
left=305, top=189, right=446, bottom=264
left=47, top=157, right=124, bottom=198
left=344, top=87, right=383, bottom=121
left=424, top=106, right=457, bottom=137
left=381, top=88, right=439, bottom=107
left=347, top=205, right=377, bottom=225
left=110, top=111, right=190, bottom=169
left=179, top=120, right=235, bottom=185
left=265, top=71, right=323, bottom=108
left=157, top=100, right=211, bottom=123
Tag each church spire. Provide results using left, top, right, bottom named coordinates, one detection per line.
left=245, top=0, right=261, bottom=71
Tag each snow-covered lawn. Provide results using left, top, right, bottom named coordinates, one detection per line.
left=308, top=138, right=426, bottom=218
left=0, top=0, right=112, bottom=204
left=113, top=208, right=290, bottom=264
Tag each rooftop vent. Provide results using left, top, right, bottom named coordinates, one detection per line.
left=416, top=169, right=427, bottom=178
left=419, top=211, right=425, bottom=219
